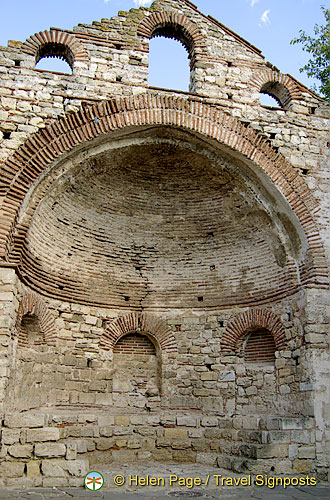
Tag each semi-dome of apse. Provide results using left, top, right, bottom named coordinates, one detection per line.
left=19, top=126, right=302, bottom=308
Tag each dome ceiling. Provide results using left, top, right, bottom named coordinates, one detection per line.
left=20, top=128, right=301, bottom=308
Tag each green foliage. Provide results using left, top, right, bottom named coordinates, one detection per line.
left=291, top=6, right=330, bottom=101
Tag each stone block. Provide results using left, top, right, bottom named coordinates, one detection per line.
left=298, top=446, right=316, bottom=459
left=4, top=413, right=45, bottom=428
left=98, top=415, right=115, bottom=427
left=201, top=417, right=218, bottom=427
left=291, top=430, right=310, bottom=444
left=282, top=418, right=304, bottom=430
left=111, top=449, right=136, bottom=463
left=172, top=450, right=197, bottom=463
left=127, top=439, right=141, bottom=449
left=63, top=460, right=88, bottom=477
left=66, top=442, right=77, bottom=460
left=35, top=443, right=66, bottom=457
left=114, top=416, right=130, bottom=426
left=164, top=428, right=188, bottom=439
left=26, top=428, right=60, bottom=443
left=26, top=460, right=41, bottom=479
left=96, top=437, right=115, bottom=450
left=171, top=440, right=192, bottom=450
left=0, top=462, right=25, bottom=478
left=293, top=459, right=312, bottom=474
left=1, top=429, right=20, bottom=444
left=41, top=460, right=66, bottom=477
left=176, top=416, right=197, bottom=427
left=8, top=444, right=33, bottom=458
left=218, top=370, right=235, bottom=382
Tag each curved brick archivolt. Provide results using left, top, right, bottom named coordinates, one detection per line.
left=0, top=95, right=327, bottom=297
left=100, top=312, right=177, bottom=353
left=251, top=69, right=304, bottom=108
left=15, top=291, right=57, bottom=347
left=137, top=10, right=206, bottom=58
left=222, top=309, right=287, bottom=353
left=21, top=29, right=89, bottom=69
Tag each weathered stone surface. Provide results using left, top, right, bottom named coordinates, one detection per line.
left=26, top=428, right=60, bottom=443
left=7, top=444, right=33, bottom=458
left=34, top=443, right=66, bottom=458
left=4, top=413, right=45, bottom=428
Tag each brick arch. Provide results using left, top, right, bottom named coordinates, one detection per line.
left=21, top=29, right=89, bottom=69
left=100, top=312, right=177, bottom=353
left=137, top=11, right=206, bottom=58
left=0, top=94, right=327, bottom=288
left=221, top=309, right=287, bottom=354
left=15, top=291, right=57, bottom=347
left=251, top=69, right=303, bottom=108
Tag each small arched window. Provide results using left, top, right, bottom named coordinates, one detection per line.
left=260, top=81, right=291, bottom=109
left=244, top=328, right=276, bottom=365
left=35, top=42, right=73, bottom=74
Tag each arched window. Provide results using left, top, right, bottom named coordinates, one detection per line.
left=35, top=42, right=73, bottom=74
left=113, top=333, right=160, bottom=403
left=138, top=13, right=204, bottom=93
left=20, top=314, right=44, bottom=346
left=149, top=36, right=190, bottom=91
left=260, top=81, right=291, bottom=109
left=244, top=328, right=276, bottom=365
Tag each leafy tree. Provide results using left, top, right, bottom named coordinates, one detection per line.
left=291, top=6, right=330, bottom=101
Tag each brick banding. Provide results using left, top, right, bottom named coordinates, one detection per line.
left=100, top=312, right=177, bottom=353
left=250, top=69, right=303, bottom=108
left=221, top=309, right=286, bottom=354
left=15, top=290, right=57, bottom=347
left=21, top=29, right=89, bottom=69
left=0, top=94, right=327, bottom=291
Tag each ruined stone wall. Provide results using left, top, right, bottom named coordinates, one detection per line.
left=0, top=0, right=329, bottom=485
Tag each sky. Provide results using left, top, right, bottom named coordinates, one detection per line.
left=0, top=0, right=326, bottom=95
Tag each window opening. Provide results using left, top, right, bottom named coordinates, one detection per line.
left=260, top=81, right=291, bottom=109
left=35, top=43, right=73, bottom=74
left=149, top=36, right=190, bottom=91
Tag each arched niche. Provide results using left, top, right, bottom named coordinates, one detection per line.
left=112, top=332, right=161, bottom=407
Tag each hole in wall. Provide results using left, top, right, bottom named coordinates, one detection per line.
left=2, top=131, right=11, bottom=140
left=14, top=60, right=21, bottom=67
left=197, top=296, right=204, bottom=302
left=301, top=168, right=309, bottom=176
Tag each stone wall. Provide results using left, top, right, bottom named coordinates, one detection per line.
left=0, top=409, right=318, bottom=487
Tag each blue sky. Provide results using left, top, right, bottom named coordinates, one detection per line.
left=0, top=0, right=326, bottom=94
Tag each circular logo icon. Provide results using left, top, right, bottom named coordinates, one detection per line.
left=85, top=471, right=104, bottom=491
